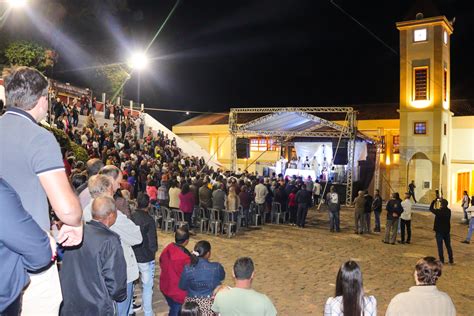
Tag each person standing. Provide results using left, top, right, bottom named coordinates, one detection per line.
left=400, top=193, right=413, bottom=244
left=160, top=227, right=192, bottom=316
left=0, top=179, right=53, bottom=315
left=383, top=192, right=403, bottom=244
left=430, top=199, right=454, bottom=264
left=168, top=180, right=181, bottom=210
left=386, top=257, right=456, bottom=316
left=313, top=180, right=322, bottom=206
left=0, top=67, right=83, bottom=315
left=326, top=186, right=341, bottom=232
left=179, top=241, right=225, bottom=316
left=288, top=188, right=298, bottom=226
left=372, top=190, right=383, bottom=232
left=212, top=183, right=226, bottom=211
left=461, top=191, right=470, bottom=223
left=408, top=180, right=417, bottom=203
left=363, top=191, right=373, bottom=233
left=461, top=197, right=474, bottom=244
left=179, top=184, right=195, bottom=229
left=254, top=178, right=269, bottom=212
left=353, top=191, right=366, bottom=234
left=295, top=184, right=312, bottom=228
left=211, top=257, right=277, bottom=316
left=131, top=193, right=158, bottom=316
left=60, top=196, right=127, bottom=315
left=198, top=179, right=212, bottom=210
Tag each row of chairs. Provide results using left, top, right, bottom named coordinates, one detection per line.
left=147, top=201, right=290, bottom=238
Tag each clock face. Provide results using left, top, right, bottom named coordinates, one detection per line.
left=414, top=28, right=427, bottom=42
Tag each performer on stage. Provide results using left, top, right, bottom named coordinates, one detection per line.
left=276, top=156, right=287, bottom=175
left=289, top=156, right=298, bottom=169
left=303, top=156, right=311, bottom=170
left=297, top=156, right=303, bottom=170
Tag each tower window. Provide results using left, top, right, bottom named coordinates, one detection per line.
left=444, top=123, right=447, bottom=136
left=393, top=135, right=400, bottom=153
left=414, top=28, right=427, bottom=42
left=443, top=68, right=447, bottom=102
left=414, top=122, right=427, bottom=135
left=414, top=67, right=429, bottom=100
left=443, top=31, right=448, bottom=45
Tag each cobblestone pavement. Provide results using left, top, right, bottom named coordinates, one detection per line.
left=134, top=207, right=473, bottom=315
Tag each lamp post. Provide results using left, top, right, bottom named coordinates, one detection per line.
left=127, top=51, right=149, bottom=114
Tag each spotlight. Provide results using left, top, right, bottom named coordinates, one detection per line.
left=8, top=0, right=27, bottom=8
left=128, top=51, right=149, bottom=71
left=185, top=111, right=190, bottom=115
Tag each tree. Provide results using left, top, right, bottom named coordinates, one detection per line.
left=4, top=41, right=58, bottom=73
left=94, top=63, right=130, bottom=101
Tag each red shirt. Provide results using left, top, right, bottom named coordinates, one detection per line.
left=288, top=192, right=297, bottom=207
left=159, top=243, right=191, bottom=303
left=146, top=185, right=158, bottom=201
left=179, top=192, right=195, bottom=213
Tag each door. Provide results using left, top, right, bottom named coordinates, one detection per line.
left=457, top=172, right=470, bottom=202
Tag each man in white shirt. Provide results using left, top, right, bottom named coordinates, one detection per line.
left=400, top=192, right=413, bottom=244
left=254, top=179, right=268, bottom=206
left=313, top=180, right=322, bottom=206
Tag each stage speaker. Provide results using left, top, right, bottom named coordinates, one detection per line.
left=332, top=140, right=348, bottom=165
left=236, top=138, right=250, bottom=159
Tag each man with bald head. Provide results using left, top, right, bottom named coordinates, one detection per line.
left=60, top=196, right=127, bottom=315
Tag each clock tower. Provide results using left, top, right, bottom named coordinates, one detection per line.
left=396, top=13, right=453, bottom=203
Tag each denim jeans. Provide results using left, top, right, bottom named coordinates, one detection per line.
left=138, top=261, right=155, bottom=316
left=328, top=210, right=340, bottom=231
left=466, top=218, right=474, bottom=241
left=435, top=231, right=453, bottom=263
left=165, top=295, right=182, bottom=316
left=117, top=282, right=133, bottom=316
left=374, top=211, right=381, bottom=231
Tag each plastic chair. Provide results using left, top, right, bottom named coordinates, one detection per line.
left=271, top=202, right=286, bottom=224
left=222, top=210, right=237, bottom=238
left=173, top=209, right=188, bottom=230
left=198, top=207, right=209, bottom=234
left=149, top=206, right=163, bottom=228
left=208, top=208, right=222, bottom=236
left=249, top=202, right=261, bottom=227
left=161, top=207, right=174, bottom=233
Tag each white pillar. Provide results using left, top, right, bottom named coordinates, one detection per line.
left=129, top=100, right=133, bottom=112
left=102, top=93, right=106, bottom=103
left=117, top=97, right=121, bottom=106
left=141, top=103, right=144, bottom=111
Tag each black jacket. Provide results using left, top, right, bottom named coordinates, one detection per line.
left=386, top=198, right=403, bottom=220
left=60, top=221, right=127, bottom=316
left=295, top=189, right=312, bottom=206
left=131, top=209, right=158, bottom=263
left=431, top=206, right=451, bottom=234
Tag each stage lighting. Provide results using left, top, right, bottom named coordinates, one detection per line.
left=8, top=0, right=27, bottom=8
left=128, top=51, right=149, bottom=71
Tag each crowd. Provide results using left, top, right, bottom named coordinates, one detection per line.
left=0, top=66, right=465, bottom=316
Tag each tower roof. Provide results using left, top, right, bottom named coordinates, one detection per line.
left=404, top=0, right=441, bottom=21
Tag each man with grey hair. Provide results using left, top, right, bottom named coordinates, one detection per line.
left=82, top=174, right=114, bottom=222
left=0, top=66, right=83, bottom=314
left=60, top=196, right=127, bottom=315
left=91, top=167, right=142, bottom=315
left=78, top=158, right=105, bottom=207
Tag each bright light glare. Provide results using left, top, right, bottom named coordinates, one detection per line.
left=8, top=0, right=27, bottom=8
left=128, top=52, right=149, bottom=70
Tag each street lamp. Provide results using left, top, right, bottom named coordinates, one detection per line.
left=128, top=51, right=149, bottom=71
left=7, top=0, right=27, bottom=9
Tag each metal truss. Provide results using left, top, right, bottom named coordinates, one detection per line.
left=229, top=106, right=358, bottom=205
left=230, top=106, right=354, bottom=113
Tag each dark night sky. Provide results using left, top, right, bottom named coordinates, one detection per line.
left=2, top=0, right=474, bottom=127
